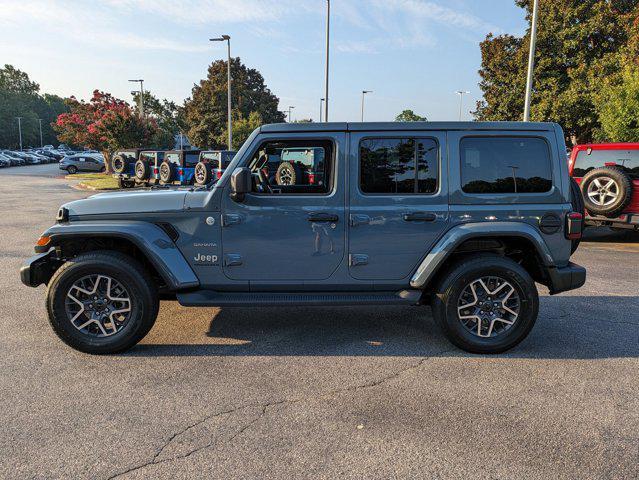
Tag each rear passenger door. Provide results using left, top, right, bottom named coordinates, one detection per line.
left=348, top=132, right=449, bottom=281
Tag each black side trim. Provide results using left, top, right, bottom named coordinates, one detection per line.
left=155, top=222, right=179, bottom=242
left=546, top=262, right=586, bottom=295
left=20, top=249, right=62, bottom=287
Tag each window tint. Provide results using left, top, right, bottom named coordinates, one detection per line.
left=360, top=138, right=438, bottom=194
left=185, top=152, right=200, bottom=166
left=248, top=140, right=332, bottom=195
left=461, top=137, right=552, bottom=194
left=574, top=149, right=639, bottom=178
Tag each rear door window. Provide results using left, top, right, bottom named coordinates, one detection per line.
left=460, top=137, right=553, bottom=194
left=573, top=149, right=639, bottom=178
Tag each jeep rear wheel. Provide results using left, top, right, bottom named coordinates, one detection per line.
left=159, top=161, right=173, bottom=184
left=46, top=251, right=159, bottom=354
left=134, top=160, right=150, bottom=180
left=112, top=155, right=128, bottom=174
left=275, top=162, right=298, bottom=186
left=581, top=167, right=632, bottom=218
left=194, top=161, right=212, bottom=186
left=431, top=254, right=539, bottom=354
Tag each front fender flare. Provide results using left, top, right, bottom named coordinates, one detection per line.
left=410, top=222, right=555, bottom=289
left=42, top=221, right=199, bottom=291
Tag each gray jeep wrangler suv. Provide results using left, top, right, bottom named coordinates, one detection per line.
left=21, top=122, right=586, bottom=355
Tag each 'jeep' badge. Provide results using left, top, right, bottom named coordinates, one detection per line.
left=194, top=253, right=219, bottom=265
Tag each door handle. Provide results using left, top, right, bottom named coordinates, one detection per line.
left=403, top=212, right=437, bottom=222
left=308, top=212, right=339, bottom=223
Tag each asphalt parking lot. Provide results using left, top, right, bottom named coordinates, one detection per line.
left=1, top=163, right=637, bottom=479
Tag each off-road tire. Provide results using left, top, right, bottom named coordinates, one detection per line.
left=580, top=166, right=632, bottom=218
left=134, top=160, right=150, bottom=180
left=159, top=161, right=173, bottom=184
left=67, top=165, right=77, bottom=174
left=569, top=177, right=585, bottom=255
left=275, top=162, right=299, bottom=186
left=194, top=161, right=212, bottom=186
left=117, top=177, right=135, bottom=189
left=46, top=251, right=159, bottom=354
left=431, top=254, right=539, bottom=354
left=111, top=155, right=128, bottom=174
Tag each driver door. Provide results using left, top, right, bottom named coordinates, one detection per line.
left=221, top=133, right=346, bottom=284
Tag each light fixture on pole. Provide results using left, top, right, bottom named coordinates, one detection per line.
left=15, top=117, right=23, bottom=151
left=319, top=98, right=325, bottom=122
left=324, top=0, right=330, bottom=122
left=523, top=0, right=539, bottom=122
left=128, top=79, right=145, bottom=117
left=37, top=118, right=43, bottom=148
left=288, top=106, right=295, bottom=123
left=210, top=35, right=233, bottom=150
left=455, top=91, right=470, bottom=121
left=361, top=90, right=372, bottom=122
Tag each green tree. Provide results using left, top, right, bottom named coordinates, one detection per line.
left=183, top=57, right=285, bottom=149
left=226, top=111, right=262, bottom=150
left=395, top=109, right=428, bottom=122
left=597, top=66, right=639, bottom=141
left=475, top=1, right=637, bottom=144
left=132, top=90, right=186, bottom=149
left=0, top=64, right=39, bottom=95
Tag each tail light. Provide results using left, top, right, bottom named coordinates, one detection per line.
left=604, top=162, right=617, bottom=167
left=216, top=170, right=223, bottom=179
left=308, top=173, right=316, bottom=185
left=178, top=168, right=184, bottom=176
left=566, top=212, right=583, bottom=240
left=153, top=168, right=158, bottom=175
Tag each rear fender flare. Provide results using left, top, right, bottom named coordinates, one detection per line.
left=410, top=222, right=555, bottom=289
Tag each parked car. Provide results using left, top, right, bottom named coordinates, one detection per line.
left=0, top=154, right=11, bottom=167
left=59, top=154, right=105, bottom=174
left=1, top=151, right=25, bottom=166
left=132, top=150, right=165, bottom=186
left=159, top=149, right=201, bottom=185
left=21, top=121, right=586, bottom=355
left=194, top=150, right=237, bottom=186
left=111, top=149, right=145, bottom=188
left=12, top=151, right=39, bottom=164
left=569, top=143, right=639, bottom=230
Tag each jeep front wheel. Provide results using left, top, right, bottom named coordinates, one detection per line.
left=431, top=254, right=539, bottom=354
left=46, top=251, right=159, bottom=354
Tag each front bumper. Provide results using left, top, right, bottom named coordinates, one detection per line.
left=546, top=262, right=586, bottom=295
left=20, top=249, right=61, bottom=287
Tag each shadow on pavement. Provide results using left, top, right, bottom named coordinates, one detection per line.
left=583, top=226, right=639, bottom=243
left=128, top=295, right=639, bottom=359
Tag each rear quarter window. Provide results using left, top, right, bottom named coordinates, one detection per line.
left=461, top=137, right=553, bottom=194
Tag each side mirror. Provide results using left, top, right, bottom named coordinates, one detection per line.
left=230, top=167, right=251, bottom=202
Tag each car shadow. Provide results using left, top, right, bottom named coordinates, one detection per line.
left=583, top=226, right=639, bottom=243
left=127, top=295, right=639, bottom=359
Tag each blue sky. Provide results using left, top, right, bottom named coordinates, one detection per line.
left=0, top=0, right=528, bottom=122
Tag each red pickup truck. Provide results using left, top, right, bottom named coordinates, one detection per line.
left=569, top=143, right=639, bottom=230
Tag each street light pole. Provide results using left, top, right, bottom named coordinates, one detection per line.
left=128, top=79, right=145, bottom=117
left=319, top=98, right=325, bottom=122
left=455, top=91, right=470, bottom=121
left=324, top=0, right=330, bottom=122
left=523, top=0, right=539, bottom=122
left=361, top=90, right=372, bottom=122
left=210, top=35, right=233, bottom=150
left=288, top=106, right=295, bottom=123
left=37, top=118, right=43, bottom=147
left=15, top=117, right=23, bottom=151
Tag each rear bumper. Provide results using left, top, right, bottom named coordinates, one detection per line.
left=586, top=213, right=639, bottom=229
left=20, top=249, right=61, bottom=287
left=546, top=262, right=586, bottom=295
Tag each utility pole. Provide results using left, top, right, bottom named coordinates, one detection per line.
left=523, top=0, right=539, bottom=122
left=324, top=0, right=330, bottom=122
left=288, top=106, right=295, bottom=123
left=455, top=91, right=470, bottom=121
left=37, top=118, right=43, bottom=147
left=319, top=98, right=325, bottom=123
left=128, top=79, right=145, bottom=117
left=15, top=117, right=23, bottom=151
left=210, top=35, right=233, bottom=149
left=361, top=90, right=372, bottom=122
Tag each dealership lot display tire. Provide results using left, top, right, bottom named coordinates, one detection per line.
left=159, top=161, right=173, bottom=184
left=117, top=177, right=136, bottom=189
left=194, top=162, right=212, bottom=186
left=134, top=160, right=150, bottom=181
left=275, top=162, right=299, bottom=186
left=46, top=251, right=159, bottom=354
left=111, top=155, right=129, bottom=174
left=580, top=167, right=632, bottom=218
left=431, top=254, right=539, bottom=354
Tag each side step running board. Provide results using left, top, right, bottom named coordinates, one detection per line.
left=177, top=290, right=422, bottom=307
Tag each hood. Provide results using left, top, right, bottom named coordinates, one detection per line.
left=65, top=189, right=188, bottom=217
